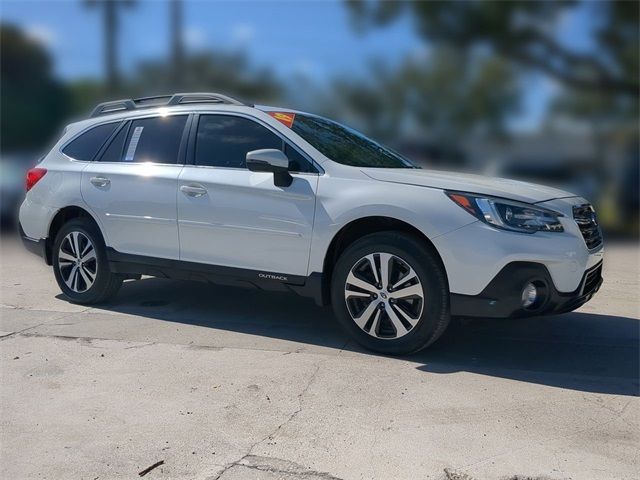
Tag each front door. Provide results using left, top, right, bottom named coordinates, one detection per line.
left=177, top=114, right=318, bottom=276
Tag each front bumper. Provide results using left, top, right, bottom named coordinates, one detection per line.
left=450, top=260, right=603, bottom=318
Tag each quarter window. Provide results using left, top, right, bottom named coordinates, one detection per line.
left=284, top=144, right=314, bottom=173
left=62, top=122, right=120, bottom=161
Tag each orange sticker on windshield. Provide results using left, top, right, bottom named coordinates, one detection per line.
left=268, top=111, right=296, bottom=128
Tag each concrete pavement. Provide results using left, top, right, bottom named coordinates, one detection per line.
left=1, top=236, right=638, bottom=480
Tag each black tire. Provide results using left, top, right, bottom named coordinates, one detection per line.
left=331, top=231, right=450, bottom=355
left=52, top=218, right=122, bottom=304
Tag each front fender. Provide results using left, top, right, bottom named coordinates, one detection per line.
left=308, top=176, right=475, bottom=274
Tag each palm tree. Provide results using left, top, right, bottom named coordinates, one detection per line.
left=84, top=0, right=136, bottom=93
left=170, top=0, right=184, bottom=89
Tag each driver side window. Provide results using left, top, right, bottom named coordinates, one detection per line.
left=194, top=115, right=316, bottom=173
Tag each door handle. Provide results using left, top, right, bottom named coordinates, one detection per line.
left=90, top=176, right=110, bottom=187
left=180, top=184, right=207, bottom=197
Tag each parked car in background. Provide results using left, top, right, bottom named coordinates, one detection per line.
left=487, top=158, right=600, bottom=205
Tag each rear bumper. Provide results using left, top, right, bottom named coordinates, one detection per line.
left=19, top=222, right=50, bottom=264
left=450, top=260, right=603, bottom=318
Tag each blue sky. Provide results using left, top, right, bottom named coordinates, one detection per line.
left=1, top=1, right=418, bottom=80
left=1, top=0, right=596, bottom=131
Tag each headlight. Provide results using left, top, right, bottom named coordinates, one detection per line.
left=446, top=191, right=564, bottom=233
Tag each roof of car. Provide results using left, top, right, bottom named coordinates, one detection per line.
left=89, top=92, right=251, bottom=118
left=66, top=94, right=313, bottom=135
left=89, top=92, right=308, bottom=117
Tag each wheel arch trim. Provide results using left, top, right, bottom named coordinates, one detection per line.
left=45, top=205, right=107, bottom=264
left=314, top=215, right=447, bottom=306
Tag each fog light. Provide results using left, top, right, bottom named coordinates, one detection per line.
left=521, top=282, right=537, bottom=308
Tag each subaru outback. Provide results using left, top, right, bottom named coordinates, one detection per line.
left=19, top=93, right=604, bottom=354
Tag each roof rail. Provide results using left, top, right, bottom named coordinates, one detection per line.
left=89, top=92, right=250, bottom=118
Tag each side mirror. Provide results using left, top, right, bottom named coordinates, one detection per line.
left=246, top=149, right=293, bottom=187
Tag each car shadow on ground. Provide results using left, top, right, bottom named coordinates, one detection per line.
left=82, top=277, right=639, bottom=397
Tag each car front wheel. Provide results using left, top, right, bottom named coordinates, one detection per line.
left=331, top=231, right=450, bottom=355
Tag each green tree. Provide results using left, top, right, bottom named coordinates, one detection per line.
left=63, top=49, right=285, bottom=121
left=129, top=51, right=284, bottom=104
left=84, top=0, right=136, bottom=93
left=330, top=48, right=520, bottom=144
left=0, top=24, right=69, bottom=153
left=348, top=0, right=638, bottom=98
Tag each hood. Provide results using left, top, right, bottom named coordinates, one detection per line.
left=361, top=168, right=577, bottom=204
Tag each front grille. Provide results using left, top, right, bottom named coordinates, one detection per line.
left=582, top=261, right=603, bottom=296
left=573, top=204, right=603, bottom=250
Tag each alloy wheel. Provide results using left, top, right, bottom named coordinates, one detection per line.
left=344, top=252, right=424, bottom=339
left=57, top=231, right=97, bottom=293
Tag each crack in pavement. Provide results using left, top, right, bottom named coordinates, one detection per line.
left=6, top=323, right=343, bottom=479
left=211, top=360, right=329, bottom=480
left=0, top=306, right=93, bottom=341
left=0, top=324, right=46, bottom=340
left=262, top=361, right=322, bottom=442
left=6, top=325, right=341, bottom=478
left=220, top=455, right=344, bottom=479
left=444, top=468, right=478, bottom=480
left=8, top=330, right=345, bottom=358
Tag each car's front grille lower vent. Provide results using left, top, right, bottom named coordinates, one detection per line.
left=573, top=204, right=603, bottom=250
left=582, top=262, right=603, bottom=296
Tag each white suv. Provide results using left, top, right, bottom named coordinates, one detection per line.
left=19, top=93, right=604, bottom=354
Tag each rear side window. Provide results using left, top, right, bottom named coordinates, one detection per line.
left=195, top=115, right=282, bottom=169
left=119, top=115, right=187, bottom=164
left=62, top=122, right=119, bottom=161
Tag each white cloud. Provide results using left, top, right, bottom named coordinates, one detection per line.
left=231, top=23, right=255, bottom=46
left=25, top=24, right=58, bottom=48
left=292, top=59, right=321, bottom=79
left=184, top=26, right=208, bottom=50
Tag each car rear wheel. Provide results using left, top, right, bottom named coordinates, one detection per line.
left=52, top=218, right=122, bottom=304
left=331, top=231, right=450, bottom=355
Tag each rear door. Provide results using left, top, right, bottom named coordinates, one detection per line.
left=81, top=114, right=190, bottom=259
left=177, top=113, right=319, bottom=276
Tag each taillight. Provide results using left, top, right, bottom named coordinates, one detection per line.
left=26, top=168, right=47, bottom=192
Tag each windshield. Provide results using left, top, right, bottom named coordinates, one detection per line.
left=290, top=114, right=417, bottom=169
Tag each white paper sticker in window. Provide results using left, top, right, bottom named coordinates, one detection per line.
left=124, top=126, right=144, bottom=161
